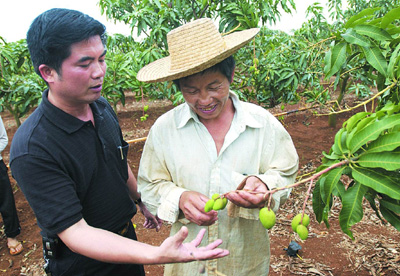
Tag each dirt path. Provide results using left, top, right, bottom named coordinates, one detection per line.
left=1, top=96, right=399, bottom=276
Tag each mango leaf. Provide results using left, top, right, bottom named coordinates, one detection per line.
left=339, top=182, right=368, bottom=239
left=354, top=25, right=393, bottom=41
left=344, top=7, right=380, bottom=29
left=321, top=167, right=346, bottom=204
left=312, top=178, right=331, bottom=228
left=325, top=42, right=347, bottom=79
left=322, top=151, right=341, bottom=160
left=352, top=167, right=400, bottom=200
left=357, top=151, right=400, bottom=170
left=363, top=46, right=388, bottom=77
left=344, top=112, right=370, bottom=132
left=380, top=206, right=400, bottom=231
left=333, top=128, right=349, bottom=155
left=365, top=192, right=384, bottom=221
left=366, top=132, right=400, bottom=153
left=388, top=43, right=400, bottom=80
left=380, top=6, right=400, bottom=29
left=349, top=114, right=400, bottom=153
left=342, top=29, right=371, bottom=47
left=380, top=198, right=400, bottom=214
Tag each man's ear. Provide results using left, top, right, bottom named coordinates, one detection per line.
left=230, top=67, right=235, bottom=83
left=38, top=64, right=56, bottom=83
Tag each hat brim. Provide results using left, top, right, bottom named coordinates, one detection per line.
left=136, top=28, right=260, bottom=83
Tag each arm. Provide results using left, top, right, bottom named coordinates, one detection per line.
left=126, top=166, right=162, bottom=231
left=0, top=116, right=8, bottom=154
left=58, top=218, right=229, bottom=264
left=138, top=128, right=217, bottom=226
left=226, top=113, right=299, bottom=212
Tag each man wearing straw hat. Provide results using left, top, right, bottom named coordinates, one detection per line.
left=137, top=18, right=299, bottom=275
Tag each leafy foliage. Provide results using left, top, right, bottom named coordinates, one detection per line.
left=323, top=6, right=400, bottom=106
left=0, top=38, right=44, bottom=126
left=313, top=103, right=400, bottom=238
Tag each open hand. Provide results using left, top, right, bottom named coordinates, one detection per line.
left=159, top=226, right=229, bottom=263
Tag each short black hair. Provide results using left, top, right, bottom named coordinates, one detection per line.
left=173, top=56, right=235, bottom=89
left=27, top=8, right=107, bottom=78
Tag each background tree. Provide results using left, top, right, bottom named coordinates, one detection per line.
left=0, top=37, right=44, bottom=127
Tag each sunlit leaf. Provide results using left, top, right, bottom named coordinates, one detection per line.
left=363, top=46, right=388, bottom=77
left=352, top=167, right=400, bottom=200
left=349, top=114, right=400, bottom=153
left=357, top=151, right=400, bottom=170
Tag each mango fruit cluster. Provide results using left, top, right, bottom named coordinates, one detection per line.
left=204, top=193, right=228, bottom=212
left=291, top=213, right=310, bottom=240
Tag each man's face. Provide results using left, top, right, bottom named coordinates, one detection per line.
left=49, top=35, right=107, bottom=106
left=179, top=70, right=231, bottom=122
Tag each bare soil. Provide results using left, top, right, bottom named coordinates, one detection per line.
left=1, top=94, right=399, bottom=276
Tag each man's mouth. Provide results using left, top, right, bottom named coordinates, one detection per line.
left=199, top=104, right=217, bottom=113
left=90, top=84, right=103, bottom=92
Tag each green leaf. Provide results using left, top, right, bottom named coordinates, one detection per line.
left=380, top=6, right=400, bottom=29
left=325, top=42, right=347, bottom=79
left=354, top=25, right=393, bottom=41
left=321, top=167, right=346, bottom=204
left=324, top=48, right=332, bottom=75
left=342, top=29, right=371, bottom=48
left=388, top=43, right=400, bottom=80
left=352, top=167, right=400, bottom=200
left=380, top=206, right=400, bottom=231
left=366, top=132, right=400, bottom=153
left=363, top=46, right=388, bottom=77
left=344, top=7, right=380, bottom=29
left=339, top=182, right=368, bottom=239
left=365, top=192, right=384, bottom=221
left=349, top=114, right=400, bottom=153
left=333, top=128, right=349, bottom=155
left=380, top=198, right=400, bottom=214
left=344, top=112, right=370, bottom=132
left=357, top=151, right=400, bottom=170
left=312, top=178, right=331, bottom=228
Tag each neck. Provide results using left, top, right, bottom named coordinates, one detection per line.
left=47, top=90, right=94, bottom=123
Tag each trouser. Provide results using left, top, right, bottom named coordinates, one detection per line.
left=44, top=220, right=145, bottom=276
left=0, top=159, right=21, bottom=238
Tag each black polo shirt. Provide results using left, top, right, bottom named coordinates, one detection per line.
left=10, top=90, right=136, bottom=237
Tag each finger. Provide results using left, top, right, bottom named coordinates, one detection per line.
left=238, top=190, right=265, bottom=206
left=172, top=226, right=189, bottom=245
left=202, top=239, right=223, bottom=251
left=193, top=248, right=230, bottom=261
left=225, top=192, right=251, bottom=207
left=189, top=228, right=206, bottom=247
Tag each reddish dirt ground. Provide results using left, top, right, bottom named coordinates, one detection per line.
left=0, top=94, right=399, bottom=276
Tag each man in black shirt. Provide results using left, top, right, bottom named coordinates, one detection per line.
left=10, top=8, right=228, bottom=276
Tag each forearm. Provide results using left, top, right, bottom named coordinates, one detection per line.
left=58, top=219, right=229, bottom=265
left=58, top=219, right=165, bottom=265
left=126, top=166, right=141, bottom=201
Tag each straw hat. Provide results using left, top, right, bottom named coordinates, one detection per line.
left=136, top=18, right=260, bottom=83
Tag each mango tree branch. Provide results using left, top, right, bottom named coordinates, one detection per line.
left=224, top=159, right=350, bottom=201
left=317, top=81, right=398, bottom=116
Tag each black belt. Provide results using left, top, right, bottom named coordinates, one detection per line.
left=117, top=221, right=130, bottom=236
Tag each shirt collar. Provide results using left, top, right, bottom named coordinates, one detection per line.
left=40, top=89, right=106, bottom=134
left=177, top=91, right=262, bottom=129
